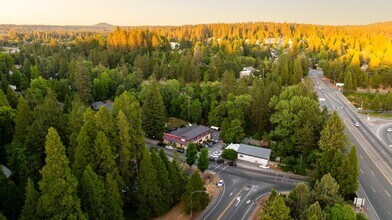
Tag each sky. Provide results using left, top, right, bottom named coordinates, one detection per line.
left=1, top=0, right=391, bottom=26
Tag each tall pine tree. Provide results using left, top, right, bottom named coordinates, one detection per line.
left=20, top=179, right=39, bottom=220
left=142, top=79, right=166, bottom=139
left=37, top=128, right=86, bottom=219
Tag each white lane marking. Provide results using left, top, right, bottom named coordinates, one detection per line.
left=360, top=169, right=364, bottom=174
left=241, top=201, right=255, bottom=220
left=371, top=170, right=375, bottom=176
left=218, top=165, right=229, bottom=174
left=229, top=188, right=237, bottom=197
left=203, top=175, right=226, bottom=220
left=212, top=164, right=223, bottom=172
left=359, top=184, right=381, bottom=220
left=382, top=150, right=386, bottom=155
left=386, top=190, right=391, bottom=197
left=372, top=187, right=376, bottom=193
left=360, top=154, right=364, bottom=159
left=235, top=196, right=241, bottom=207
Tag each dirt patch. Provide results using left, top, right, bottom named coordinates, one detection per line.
left=167, top=117, right=189, bottom=130
left=250, top=194, right=270, bottom=220
left=155, top=170, right=221, bottom=220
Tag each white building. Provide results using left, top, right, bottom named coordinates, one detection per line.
left=226, top=143, right=271, bottom=166
left=239, top=67, right=258, bottom=78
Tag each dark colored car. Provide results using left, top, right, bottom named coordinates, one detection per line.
left=176, top=148, right=185, bottom=153
left=157, top=142, right=166, bottom=147
left=217, top=158, right=224, bottom=164
left=228, top=161, right=237, bottom=167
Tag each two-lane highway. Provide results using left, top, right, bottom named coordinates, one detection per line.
left=309, top=69, right=392, bottom=220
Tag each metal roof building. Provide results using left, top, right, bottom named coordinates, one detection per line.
left=163, top=125, right=211, bottom=148
left=226, top=143, right=271, bottom=165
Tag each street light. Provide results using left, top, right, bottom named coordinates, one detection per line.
left=190, top=190, right=205, bottom=218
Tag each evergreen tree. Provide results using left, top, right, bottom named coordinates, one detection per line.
left=197, top=147, right=210, bottom=172
left=0, top=89, right=9, bottom=107
left=95, top=106, right=117, bottom=152
left=73, top=108, right=97, bottom=178
left=337, top=147, right=359, bottom=196
left=371, top=93, right=381, bottom=112
left=116, top=110, right=132, bottom=187
left=186, top=142, right=198, bottom=167
left=190, top=98, right=203, bottom=124
left=113, top=92, right=145, bottom=163
left=301, top=202, right=325, bottom=220
left=287, top=182, right=310, bottom=218
left=105, top=173, right=124, bottom=220
left=314, top=111, right=348, bottom=183
left=260, top=196, right=291, bottom=220
left=37, top=128, right=86, bottom=219
left=67, top=95, right=86, bottom=162
left=137, top=147, right=161, bottom=219
left=344, top=72, right=354, bottom=91
left=92, top=131, right=121, bottom=186
left=0, top=168, right=21, bottom=219
left=183, top=171, right=209, bottom=214
left=20, top=178, right=39, bottom=220
left=384, top=92, right=392, bottom=111
left=142, top=79, right=166, bottom=139
left=6, top=87, right=18, bottom=109
left=311, top=174, right=343, bottom=209
left=80, top=165, right=106, bottom=219
left=151, top=149, right=172, bottom=214
left=13, top=97, right=33, bottom=142
left=73, top=60, right=92, bottom=104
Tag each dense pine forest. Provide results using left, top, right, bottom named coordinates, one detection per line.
left=0, top=21, right=391, bottom=219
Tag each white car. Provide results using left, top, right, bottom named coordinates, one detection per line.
left=387, top=128, right=392, bottom=132
left=165, top=145, right=174, bottom=150
left=217, top=179, right=224, bottom=187
left=260, top=164, right=270, bottom=169
left=354, top=123, right=360, bottom=127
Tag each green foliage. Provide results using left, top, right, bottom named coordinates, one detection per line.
left=67, top=96, right=86, bottom=162
left=116, top=110, right=132, bottom=187
left=0, top=90, right=9, bottom=107
left=104, top=173, right=124, bottom=220
left=142, top=79, right=166, bottom=139
left=313, top=112, right=358, bottom=196
left=37, top=128, right=86, bottom=219
left=286, top=182, right=310, bottom=218
left=324, top=203, right=356, bottom=220
left=73, top=59, right=92, bottom=104
left=183, top=171, right=209, bottom=214
left=197, top=147, right=209, bottom=172
left=371, top=93, right=381, bottom=111
left=300, top=202, right=325, bottom=220
left=151, top=149, right=172, bottom=214
left=190, top=98, right=202, bottom=124
left=80, top=165, right=107, bottom=219
left=20, top=178, right=39, bottom=220
left=221, top=148, right=238, bottom=161
left=0, top=168, right=22, bottom=219
left=311, top=174, right=343, bottom=209
left=185, top=142, right=198, bottom=167
left=0, top=106, right=16, bottom=154
left=137, top=147, right=161, bottom=219
left=221, top=119, right=245, bottom=143
left=260, top=195, right=291, bottom=220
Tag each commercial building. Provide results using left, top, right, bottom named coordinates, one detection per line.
left=163, top=125, right=211, bottom=148
left=226, top=143, right=271, bottom=166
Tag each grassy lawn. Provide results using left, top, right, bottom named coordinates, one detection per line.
left=167, top=117, right=189, bottom=130
left=367, top=112, right=392, bottom=118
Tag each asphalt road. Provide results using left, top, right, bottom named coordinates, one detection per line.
left=309, top=69, right=392, bottom=220
left=146, top=139, right=305, bottom=220
left=201, top=162, right=302, bottom=220
left=377, top=123, right=392, bottom=147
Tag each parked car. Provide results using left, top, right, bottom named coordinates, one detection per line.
left=217, top=179, right=224, bottom=187
left=209, top=156, right=216, bottom=161
left=228, top=161, right=237, bottom=167
left=165, top=145, right=173, bottom=150
left=157, top=142, right=166, bottom=147
left=387, top=128, right=392, bottom=132
left=216, top=158, right=224, bottom=163
left=176, top=148, right=185, bottom=153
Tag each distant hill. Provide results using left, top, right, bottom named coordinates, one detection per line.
left=93, top=23, right=115, bottom=28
